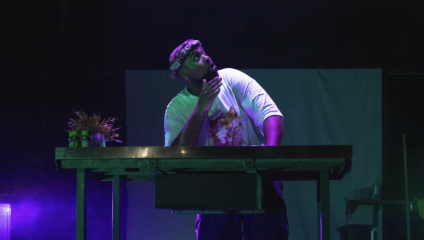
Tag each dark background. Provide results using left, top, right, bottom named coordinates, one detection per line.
left=1, top=0, right=423, bottom=239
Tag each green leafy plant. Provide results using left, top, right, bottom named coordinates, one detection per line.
left=66, top=109, right=122, bottom=142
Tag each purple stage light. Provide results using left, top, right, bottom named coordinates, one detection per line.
left=0, top=204, right=11, bottom=240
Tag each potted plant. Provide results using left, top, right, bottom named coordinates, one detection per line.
left=66, top=110, right=121, bottom=147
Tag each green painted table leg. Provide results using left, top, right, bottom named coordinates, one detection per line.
left=113, top=175, right=120, bottom=240
left=76, top=168, right=86, bottom=240
left=318, top=168, right=330, bottom=240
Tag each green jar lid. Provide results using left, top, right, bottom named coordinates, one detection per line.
left=69, top=130, right=78, bottom=137
left=81, top=130, right=90, bottom=136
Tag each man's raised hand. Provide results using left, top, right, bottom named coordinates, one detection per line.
left=197, top=77, right=222, bottom=114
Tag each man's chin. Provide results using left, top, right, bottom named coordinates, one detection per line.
left=205, top=66, right=219, bottom=82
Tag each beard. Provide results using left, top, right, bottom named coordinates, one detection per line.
left=204, top=62, right=219, bottom=82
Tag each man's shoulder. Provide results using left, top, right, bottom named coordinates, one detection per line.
left=219, top=68, right=253, bottom=85
left=219, top=68, right=252, bottom=79
left=218, top=68, right=241, bottom=76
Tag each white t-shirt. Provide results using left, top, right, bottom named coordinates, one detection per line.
left=164, top=68, right=283, bottom=146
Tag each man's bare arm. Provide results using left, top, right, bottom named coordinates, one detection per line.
left=263, top=115, right=283, bottom=146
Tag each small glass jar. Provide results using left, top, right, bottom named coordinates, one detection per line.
left=68, top=130, right=81, bottom=148
left=81, top=130, right=91, bottom=147
left=90, top=133, right=105, bottom=147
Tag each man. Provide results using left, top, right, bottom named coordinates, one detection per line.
left=164, top=39, right=288, bottom=240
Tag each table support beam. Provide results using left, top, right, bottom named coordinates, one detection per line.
left=76, top=168, right=86, bottom=240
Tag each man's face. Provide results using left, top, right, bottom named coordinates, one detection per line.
left=181, top=46, right=218, bottom=82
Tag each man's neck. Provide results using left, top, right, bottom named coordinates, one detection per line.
left=186, top=81, right=203, bottom=97
left=187, top=85, right=201, bottom=97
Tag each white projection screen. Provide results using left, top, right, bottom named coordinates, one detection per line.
left=125, top=69, right=382, bottom=240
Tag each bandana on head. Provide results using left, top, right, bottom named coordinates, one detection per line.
left=169, top=39, right=202, bottom=79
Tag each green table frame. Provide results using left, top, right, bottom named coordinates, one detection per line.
left=55, top=146, right=352, bottom=240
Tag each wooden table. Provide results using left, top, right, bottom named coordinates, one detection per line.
left=55, top=145, right=352, bottom=240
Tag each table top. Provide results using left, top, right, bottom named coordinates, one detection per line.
left=55, top=145, right=352, bottom=181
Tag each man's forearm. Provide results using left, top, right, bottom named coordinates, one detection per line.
left=263, top=115, right=283, bottom=146
left=171, top=105, right=206, bottom=146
